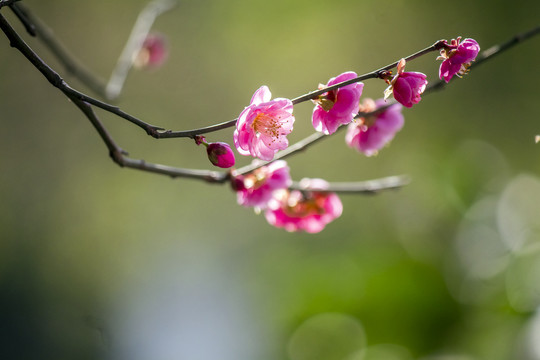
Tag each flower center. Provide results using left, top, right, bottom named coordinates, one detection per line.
left=314, top=89, right=337, bottom=111
left=457, top=62, right=472, bottom=77
left=359, top=115, right=377, bottom=128
left=251, top=112, right=281, bottom=138
left=357, top=98, right=377, bottom=128
left=284, top=192, right=326, bottom=217
left=243, top=168, right=268, bottom=190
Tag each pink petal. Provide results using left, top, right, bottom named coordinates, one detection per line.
left=251, top=86, right=272, bottom=105
left=327, top=71, right=358, bottom=87
left=393, top=78, right=413, bottom=107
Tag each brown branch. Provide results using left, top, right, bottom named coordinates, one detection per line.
left=0, top=12, right=228, bottom=184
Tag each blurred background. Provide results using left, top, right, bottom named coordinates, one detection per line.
left=1, top=0, right=540, bottom=359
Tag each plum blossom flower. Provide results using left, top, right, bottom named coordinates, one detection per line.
left=384, top=59, right=427, bottom=108
left=206, top=142, right=235, bottom=168
left=438, top=37, right=480, bottom=83
left=134, top=33, right=168, bottom=69
left=346, top=98, right=404, bottom=156
left=312, top=72, right=364, bottom=135
left=265, top=179, right=343, bottom=233
left=234, top=86, right=295, bottom=161
left=233, top=160, right=292, bottom=209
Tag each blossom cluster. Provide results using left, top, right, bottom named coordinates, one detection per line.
left=196, top=37, right=479, bottom=232
left=233, top=161, right=342, bottom=233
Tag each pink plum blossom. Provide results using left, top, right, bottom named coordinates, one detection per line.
left=346, top=98, right=404, bottom=156
left=234, top=160, right=292, bottom=209
left=134, top=33, right=168, bottom=69
left=264, top=179, right=343, bottom=233
left=438, top=37, right=480, bottom=83
left=312, top=71, right=364, bottom=135
left=384, top=59, right=427, bottom=108
left=234, top=86, right=295, bottom=161
left=206, top=142, right=235, bottom=168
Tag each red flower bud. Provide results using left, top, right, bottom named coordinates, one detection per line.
left=206, top=142, right=235, bottom=168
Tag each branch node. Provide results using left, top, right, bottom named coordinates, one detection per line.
left=433, top=39, right=448, bottom=50
left=110, top=149, right=126, bottom=167
left=147, top=126, right=164, bottom=137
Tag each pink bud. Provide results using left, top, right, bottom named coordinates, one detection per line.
left=384, top=59, right=427, bottom=108
left=206, top=142, right=235, bottom=168
left=134, top=33, right=168, bottom=69
left=392, top=71, right=428, bottom=108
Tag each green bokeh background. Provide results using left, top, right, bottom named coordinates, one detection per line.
left=1, top=0, right=540, bottom=359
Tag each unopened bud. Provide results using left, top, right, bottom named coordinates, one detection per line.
left=207, top=142, right=235, bottom=168
left=134, top=33, right=168, bottom=69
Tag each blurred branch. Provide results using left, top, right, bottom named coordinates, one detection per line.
left=11, top=0, right=177, bottom=100
left=105, top=0, right=177, bottom=100
left=0, top=0, right=20, bottom=9
left=8, top=2, right=34, bottom=35
left=290, top=175, right=411, bottom=194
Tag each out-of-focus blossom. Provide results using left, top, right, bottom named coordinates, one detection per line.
left=384, top=59, right=427, bottom=108
left=134, top=33, right=168, bottom=69
left=264, top=179, right=342, bottom=233
left=346, top=98, right=404, bottom=156
left=233, top=160, right=291, bottom=209
left=312, top=72, right=364, bottom=135
left=438, top=37, right=480, bottom=83
left=234, top=86, right=295, bottom=161
left=206, top=142, right=235, bottom=168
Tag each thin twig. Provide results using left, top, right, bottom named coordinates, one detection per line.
left=8, top=2, right=35, bottom=36
left=0, top=12, right=227, bottom=184
left=0, top=0, right=20, bottom=10
left=255, top=26, right=540, bottom=170
left=156, top=41, right=445, bottom=138
left=72, top=96, right=228, bottom=182
left=105, top=0, right=177, bottom=100
left=12, top=0, right=176, bottom=100
left=291, top=40, right=445, bottom=105
left=290, top=175, right=411, bottom=194
left=12, top=2, right=108, bottom=95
